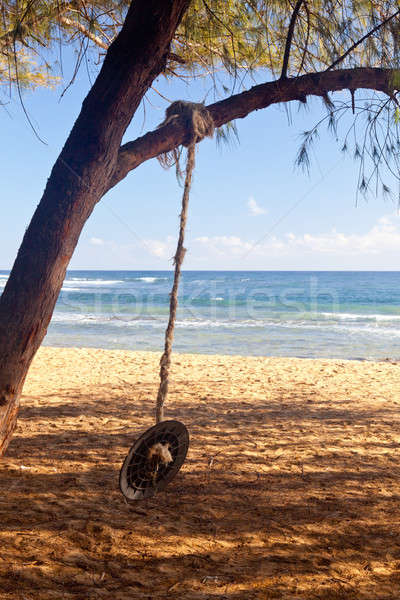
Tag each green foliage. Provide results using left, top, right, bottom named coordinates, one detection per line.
left=390, top=69, right=400, bottom=92
left=215, top=120, right=239, bottom=146
left=2, top=0, right=400, bottom=94
left=178, top=1, right=400, bottom=79
left=0, top=0, right=125, bottom=91
left=2, top=0, right=400, bottom=197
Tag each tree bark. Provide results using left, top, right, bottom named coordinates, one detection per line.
left=0, top=0, right=191, bottom=457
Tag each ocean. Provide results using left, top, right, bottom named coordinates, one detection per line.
left=1, top=270, right=399, bottom=360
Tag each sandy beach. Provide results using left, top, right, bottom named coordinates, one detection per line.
left=1, top=346, right=400, bottom=599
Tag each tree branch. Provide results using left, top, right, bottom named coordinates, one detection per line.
left=167, top=51, right=185, bottom=64
left=280, top=0, right=304, bottom=79
left=108, top=67, right=398, bottom=191
left=59, top=16, right=109, bottom=50
left=296, top=0, right=310, bottom=76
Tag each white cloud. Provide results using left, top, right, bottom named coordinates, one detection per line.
left=145, top=240, right=168, bottom=258
left=194, top=234, right=287, bottom=256
left=142, top=237, right=176, bottom=259
left=194, top=213, right=400, bottom=258
left=194, top=235, right=253, bottom=257
left=247, top=196, right=267, bottom=216
left=77, top=213, right=400, bottom=269
left=90, top=237, right=104, bottom=246
left=281, top=214, right=400, bottom=255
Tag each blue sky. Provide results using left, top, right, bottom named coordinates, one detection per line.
left=2, top=55, right=400, bottom=271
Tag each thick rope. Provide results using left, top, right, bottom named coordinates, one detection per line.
left=155, top=143, right=196, bottom=423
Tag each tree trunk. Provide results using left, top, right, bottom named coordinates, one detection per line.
left=0, top=0, right=191, bottom=457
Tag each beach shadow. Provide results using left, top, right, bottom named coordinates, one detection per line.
left=1, top=375, right=400, bottom=599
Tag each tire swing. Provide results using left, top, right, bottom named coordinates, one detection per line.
left=119, top=102, right=214, bottom=501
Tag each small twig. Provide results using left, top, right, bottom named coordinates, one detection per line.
left=150, top=86, right=173, bottom=102
left=326, top=9, right=400, bottom=72
left=388, top=91, right=400, bottom=108
left=350, top=88, right=355, bottom=114
left=167, top=51, right=185, bottom=65
left=59, top=15, right=109, bottom=50
left=296, top=0, right=310, bottom=77
left=281, top=0, right=305, bottom=80
left=202, top=0, right=238, bottom=89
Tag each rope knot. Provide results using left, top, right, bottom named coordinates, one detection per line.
left=157, top=101, right=214, bottom=171
left=173, top=247, right=186, bottom=265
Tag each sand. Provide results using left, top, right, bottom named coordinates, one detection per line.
left=1, top=347, right=400, bottom=599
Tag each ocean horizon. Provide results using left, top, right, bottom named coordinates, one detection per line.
left=1, top=269, right=400, bottom=360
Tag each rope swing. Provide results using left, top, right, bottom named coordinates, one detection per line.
left=119, top=102, right=214, bottom=500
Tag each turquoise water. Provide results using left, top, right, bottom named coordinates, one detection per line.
left=1, top=270, right=400, bottom=359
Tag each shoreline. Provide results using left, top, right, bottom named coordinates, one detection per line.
left=40, top=343, right=400, bottom=364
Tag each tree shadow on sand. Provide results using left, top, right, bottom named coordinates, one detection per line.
left=1, top=380, right=400, bottom=599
